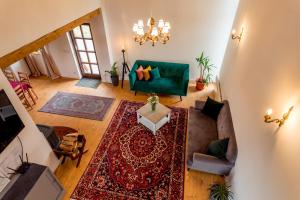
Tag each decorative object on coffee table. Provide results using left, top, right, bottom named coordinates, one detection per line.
left=137, top=102, right=171, bottom=134
left=71, top=100, right=187, bottom=200
left=39, top=92, right=114, bottom=121
left=147, top=94, right=159, bottom=111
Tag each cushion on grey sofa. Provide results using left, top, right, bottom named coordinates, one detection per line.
left=202, top=97, right=224, bottom=120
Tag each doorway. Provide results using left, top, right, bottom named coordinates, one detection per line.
left=70, top=23, right=101, bottom=79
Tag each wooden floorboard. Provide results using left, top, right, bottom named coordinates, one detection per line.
left=28, top=76, right=224, bottom=200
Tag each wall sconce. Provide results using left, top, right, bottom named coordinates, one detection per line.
left=264, top=106, right=294, bottom=127
left=231, top=27, right=244, bottom=42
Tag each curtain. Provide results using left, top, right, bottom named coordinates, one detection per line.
left=40, top=47, right=60, bottom=80
left=24, top=54, right=41, bottom=77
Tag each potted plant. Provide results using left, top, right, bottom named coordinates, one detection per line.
left=105, top=62, right=119, bottom=86
left=209, top=183, right=233, bottom=200
left=195, top=52, right=215, bottom=91
left=147, top=94, right=159, bottom=111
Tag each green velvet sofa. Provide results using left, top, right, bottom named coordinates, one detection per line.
left=129, top=60, right=189, bottom=100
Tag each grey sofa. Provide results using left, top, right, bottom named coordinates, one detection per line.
left=187, top=100, right=238, bottom=175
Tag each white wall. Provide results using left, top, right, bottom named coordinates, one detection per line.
left=90, top=13, right=111, bottom=82
left=101, top=0, right=239, bottom=80
left=32, top=53, right=49, bottom=76
left=220, top=0, right=300, bottom=199
left=0, top=71, right=59, bottom=173
left=47, top=34, right=82, bottom=79
left=9, top=59, right=31, bottom=80
left=0, top=0, right=101, bottom=57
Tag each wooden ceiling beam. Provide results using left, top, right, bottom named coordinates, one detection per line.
left=0, top=8, right=100, bottom=68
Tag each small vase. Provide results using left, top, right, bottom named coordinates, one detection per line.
left=151, top=103, right=156, bottom=111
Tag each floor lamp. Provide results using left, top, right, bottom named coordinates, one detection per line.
left=121, top=49, right=130, bottom=89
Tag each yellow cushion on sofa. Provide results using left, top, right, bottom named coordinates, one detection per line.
left=143, top=66, right=152, bottom=81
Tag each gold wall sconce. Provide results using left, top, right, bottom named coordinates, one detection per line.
left=231, top=28, right=244, bottom=42
left=264, top=106, right=294, bottom=127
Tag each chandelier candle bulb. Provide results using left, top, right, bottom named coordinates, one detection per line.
left=147, top=18, right=151, bottom=27
left=162, top=26, right=169, bottom=34
left=137, top=28, right=144, bottom=36
left=138, top=20, right=144, bottom=28
left=133, top=23, right=138, bottom=32
left=151, top=27, right=158, bottom=36
left=165, top=22, right=171, bottom=29
left=158, top=19, right=164, bottom=28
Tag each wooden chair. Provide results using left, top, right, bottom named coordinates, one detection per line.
left=14, top=85, right=33, bottom=110
left=18, top=72, right=38, bottom=104
left=3, top=70, right=36, bottom=107
left=3, top=69, right=16, bottom=81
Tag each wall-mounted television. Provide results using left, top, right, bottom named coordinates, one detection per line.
left=0, top=89, right=25, bottom=153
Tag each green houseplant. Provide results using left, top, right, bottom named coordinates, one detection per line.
left=195, top=52, right=215, bottom=90
left=105, top=62, right=119, bottom=86
left=209, top=183, right=233, bottom=200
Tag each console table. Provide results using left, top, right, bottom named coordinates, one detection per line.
left=0, top=163, right=64, bottom=200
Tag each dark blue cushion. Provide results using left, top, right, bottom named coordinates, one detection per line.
left=202, top=97, right=224, bottom=120
left=207, top=138, right=229, bottom=159
left=150, top=67, right=161, bottom=80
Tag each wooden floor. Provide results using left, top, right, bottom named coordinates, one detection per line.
left=28, top=76, right=224, bottom=200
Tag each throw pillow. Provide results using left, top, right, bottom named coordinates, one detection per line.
left=143, top=66, right=152, bottom=81
left=150, top=67, right=161, bottom=80
left=135, top=66, right=144, bottom=80
left=207, top=138, right=230, bottom=159
left=202, top=97, right=224, bottom=120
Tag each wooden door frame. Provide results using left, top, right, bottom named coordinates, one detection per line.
left=69, top=23, right=101, bottom=79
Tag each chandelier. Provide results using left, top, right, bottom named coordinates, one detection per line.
left=132, top=17, right=171, bottom=46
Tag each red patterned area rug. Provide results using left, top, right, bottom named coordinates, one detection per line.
left=71, top=100, right=188, bottom=200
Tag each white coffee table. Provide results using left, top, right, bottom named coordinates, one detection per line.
left=137, top=103, right=171, bottom=134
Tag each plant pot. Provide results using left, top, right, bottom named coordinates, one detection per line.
left=196, top=80, right=205, bottom=91
left=111, top=75, right=119, bottom=86
left=209, top=183, right=233, bottom=200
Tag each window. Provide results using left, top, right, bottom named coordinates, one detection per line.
left=70, top=24, right=101, bottom=78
